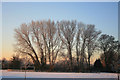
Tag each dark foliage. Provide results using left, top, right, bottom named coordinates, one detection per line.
left=9, top=56, right=22, bottom=69
left=94, top=59, right=103, bottom=72
left=2, top=58, right=9, bottom=69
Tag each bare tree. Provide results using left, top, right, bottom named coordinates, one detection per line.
left=75, top=22, right=85, bottom=70
left=79, top=23, right=88, bottom=71
left=14, top=20, right=63, bottom=71
left=75, top=24, right=81, bottom=69
left=85, top=24, right=101, bottom=70
left=14, top=23, right=41, bottom=70
left=30, top=21, right=46, bottom=68
left=39, top=20, right=63, bottom=67
left=99, top=34, right=118, bottom=71
left=57, top=20, right=76, bottom=70
left=75, top=23, right=101, bottom=71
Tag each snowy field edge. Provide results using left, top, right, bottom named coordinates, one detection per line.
left=1, top=70, right=119, bottom=79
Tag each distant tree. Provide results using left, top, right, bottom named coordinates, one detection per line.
left=94, top=59, right=103, bottom=71
left=2, top=58, right=8, bottom=69
left=77, top=23, right=101, bottom=71
left=57, top=20, right=76, bottom=70
left=85, top=25, right=101, bottom=70
left=98, top=34, right=118, bottom=72
left=39, top=20, right=63, bottom=67
left=79, top=23, right=89, bottom=71
left=9, top=55, right=22, bottom=69
left=75, top=22, right=82, bottom=69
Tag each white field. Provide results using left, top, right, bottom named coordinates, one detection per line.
left=1, top=70, right=119, bottom=79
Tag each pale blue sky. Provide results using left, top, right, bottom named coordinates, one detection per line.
left=2, top=2, right=118, bottom=59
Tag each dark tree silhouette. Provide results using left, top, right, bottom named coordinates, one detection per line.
left=94, top=59, right=103, bottom=72
left=9, top=56, right=22, bottom=69
left=2, top=58, right=8, bottom=69
left=99, top=34, right=119, bottom=72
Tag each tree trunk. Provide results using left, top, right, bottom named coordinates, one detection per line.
left=80, top=39, right=86, bottom=72
left=88, top=55, right=90, bottom=71
left=68, top=42, right=73, bottom=71
left=76, top=45, right=80, bottom=70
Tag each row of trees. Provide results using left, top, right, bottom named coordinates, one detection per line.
left=2, top=56, right=22, bottom=69
left=1, top=55, right=104, bottom=72
left=14, top=19, right=120, bottom=72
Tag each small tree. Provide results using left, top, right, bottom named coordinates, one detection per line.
left=9, top=56, right=22, bottom=69
left=2, top=58, right=9, bottom=69
left=94, top=59, right=103, bottom=72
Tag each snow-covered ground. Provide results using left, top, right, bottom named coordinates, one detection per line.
left=0, top=70, right=119, bottom=79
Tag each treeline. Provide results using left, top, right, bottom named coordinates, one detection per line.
left=1, top=56, right=22, bottom=69
left=1, top=55, right=119, bottom=73
left=3, top=19, right=120, bottom=72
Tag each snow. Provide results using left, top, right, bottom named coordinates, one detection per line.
left=1, top=70, right=119, bottom=79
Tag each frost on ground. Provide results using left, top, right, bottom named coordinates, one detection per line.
left=1, top=70, right=119, bottom=79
